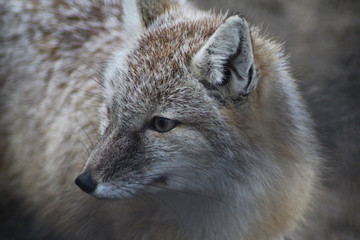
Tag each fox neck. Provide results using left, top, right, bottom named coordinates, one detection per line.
left=121, top=184, right=269, bottom=240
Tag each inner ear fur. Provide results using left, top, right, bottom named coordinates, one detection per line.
left=192, top=15, right=258, bottom=98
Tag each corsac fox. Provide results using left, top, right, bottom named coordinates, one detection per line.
left=0, top=0, right=321, bottom=239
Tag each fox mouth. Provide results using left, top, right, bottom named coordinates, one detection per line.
left=75, top=169, right=170, bottom=199
left=150, top=175, right=168, bottom=185
left=86, top=174, right=169, bottom=200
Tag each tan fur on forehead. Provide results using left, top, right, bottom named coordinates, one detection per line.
left=125, top=10, right=285, bottom=91
left=127, top=11, right=226, bottom=83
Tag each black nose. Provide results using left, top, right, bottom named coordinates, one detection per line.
left=75, top=171, right=97, bottom=193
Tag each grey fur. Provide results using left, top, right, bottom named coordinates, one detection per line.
left=0, top=0, right=322, bottom=239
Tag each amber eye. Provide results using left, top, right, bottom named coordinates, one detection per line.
left=149, top=117, right=179, bottom=133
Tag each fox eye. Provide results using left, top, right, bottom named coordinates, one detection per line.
left=149, top=117, right=179, bottom=133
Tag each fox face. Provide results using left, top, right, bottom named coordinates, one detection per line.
left=74, top=7, right=319, bottom=237
left=75, top=10, right=260, bottom=200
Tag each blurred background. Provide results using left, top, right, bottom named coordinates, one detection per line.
left=193, top=0, right=360, bottom=239
left=1, top=0, right=359, bottom=239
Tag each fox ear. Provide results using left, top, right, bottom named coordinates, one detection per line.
left=123, top=0, right=170, bottom=33
left=192, top=16, right=258, bottom=98
left=136, top=0, right=170, bottom=28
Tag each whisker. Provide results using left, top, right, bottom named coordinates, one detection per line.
left=67, top=85, right=105, bottom=100
left=80, top=107, right=101, bottom=141
left=77, top=60, right=105, bottom=88
left=75, top=137, right=90, bottom=157
left=75, top=116, right=95, bottom=151
left=73, top=67, right=105, bottom=89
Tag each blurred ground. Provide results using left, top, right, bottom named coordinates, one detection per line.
left=1, top=0, right=360, bottom=239
left=194, top=0, right=360, bottom=239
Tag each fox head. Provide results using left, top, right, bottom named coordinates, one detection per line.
left=75, top=2, right=319, bottom=227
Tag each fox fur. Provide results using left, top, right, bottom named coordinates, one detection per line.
left=0, top=0, right=322, bottom=239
